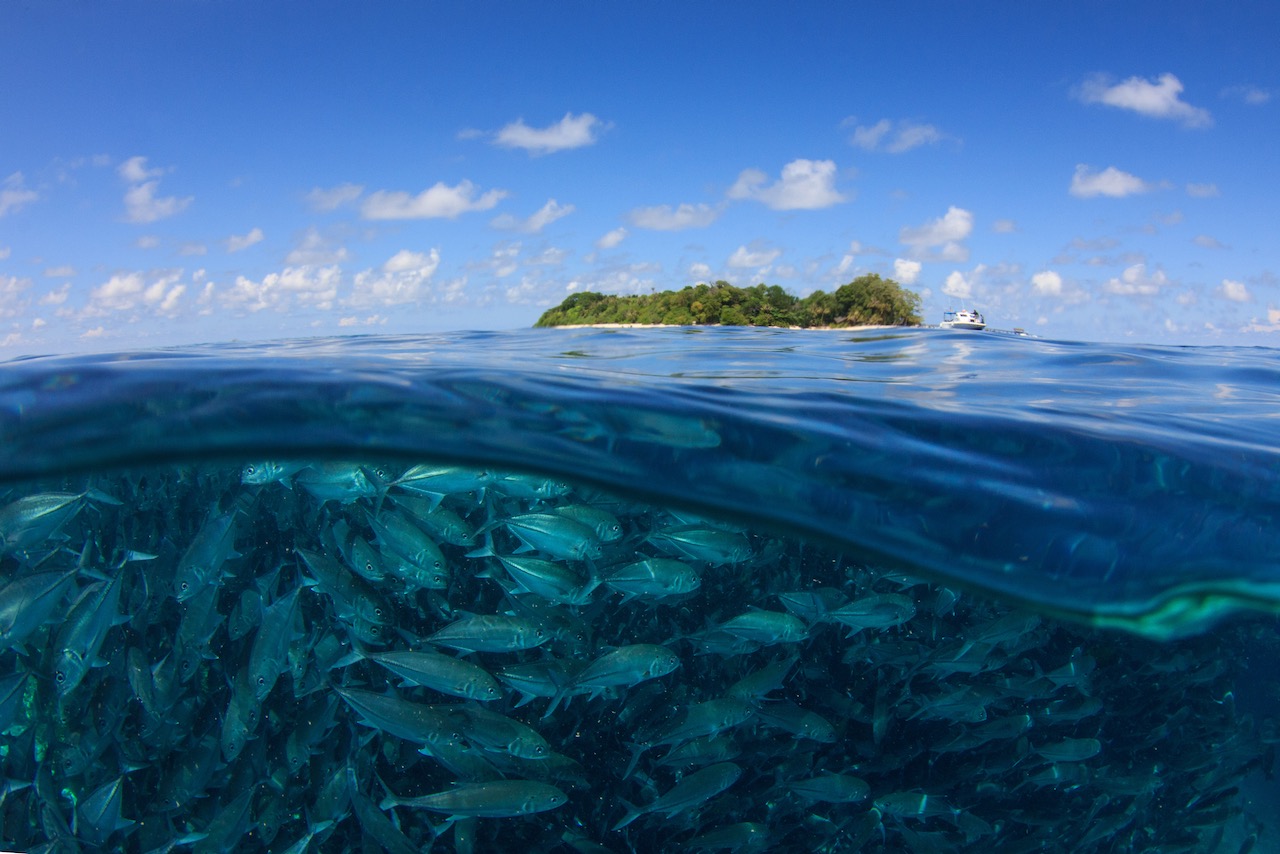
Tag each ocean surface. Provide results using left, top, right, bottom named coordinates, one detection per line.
left=0, top=326, right=1276, bottom=852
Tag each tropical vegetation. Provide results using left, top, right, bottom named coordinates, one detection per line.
left=533, top=275, right=922, bottom=328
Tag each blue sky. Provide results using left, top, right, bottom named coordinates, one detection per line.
left=2, top=2, right=1277, bottom=354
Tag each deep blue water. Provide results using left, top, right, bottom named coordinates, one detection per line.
left=0, top=326, right=1276, bottom=852
left=4, top=326, right=1279, bottom=637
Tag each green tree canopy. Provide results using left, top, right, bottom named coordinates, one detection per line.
left=534, top=275, right=922, bottom=328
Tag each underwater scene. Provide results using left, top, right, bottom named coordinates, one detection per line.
left=0, top=327, right=1277, bottom=852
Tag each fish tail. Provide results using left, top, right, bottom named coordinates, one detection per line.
left=610, top=799, right=644, bottom=832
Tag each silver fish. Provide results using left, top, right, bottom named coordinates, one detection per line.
left=381, top=780, right=567, bottom=819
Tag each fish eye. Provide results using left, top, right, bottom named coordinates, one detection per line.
left=257, top=676, right=266, bottom=686
left=535, top=629, right=545, bottom=638
left=55, top=671, right=65, bottom=683
left=534, top=745, right=545, bottom=755
left=245, top=465, right=256, bottom=474
left=179, top=581, right=189, bottom=591
left=365, top=561, right=375, bottom=573
left=375, top=607, right=385, bottom=618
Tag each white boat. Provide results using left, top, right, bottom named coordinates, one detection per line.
left=941, top=308, right=986, bottom=330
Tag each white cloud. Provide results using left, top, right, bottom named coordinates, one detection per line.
left=1, top=275, right=32, bottom=318
left=992, top=219, right=1017, bottom=234
left=117, top=157, right=192, bottom=223
left=362, top=180, right=507, bottom=220
left=40, top=283, right=70, bottom=305
left=123, top=180, right=192, bottom=223
left=1, top=172, right=38, bottom=217
left=1220, top=279, right=1251, bottom=302
left=178, top=242, right=207, bottom=257
left=1069, top=164, right=1155, bottom=198
left=1075, top=72, right=1212, bottom=128
left=1186, top=182, right=1220, bottom=198
left=285, top=228, right=349, bottom=266
left=628, top=202, right=721, bottom=231
left=893, top=258, right=922, bottom=284
left=1193, top=235, right=1227, bottom=250
left=728, top=159, right=845, bottom=210
left=943, top=270, right=973, bottom=299
left=306, top=183, right=364, bottom=211
left=689, top=262, right=713, bottom=280
left=117, top=156, right=162, bottom=183
left=1220, top=84, right=1272, bottom=105
left=1104, top=263, right=1166, bottom=295
left=526, top=247, right=568, bottom=266
left=491, top=198, right=575, bottom=233
left=226, top=227, right=264, bottom=253
left=899, top=206, right=973, bottom=261
left=728, top=245, right=781, bottom=268
left=850, top=119, right=944, bottom=153
left=220, top=265, right=342, bottom=313
left=349, top=249, right=441, bottom=308
left=43, top=265, right=76, bottom=278
left=135, top=235, right=160, bottom=250
left=596, top=227, right=627, bottom=249
left=0, top=246, right=9, bottom=259
left=494, top=112, right=603, bottom=155
left=88, top=270, right=186, bottom=316
left=1031, top=270, right=1063, bottom=296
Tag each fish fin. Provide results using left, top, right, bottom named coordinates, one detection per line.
left=464, top=531, right=496, bottom=559
left=83, top=487, right=123, bottom=506
left=610, top=799, right=644, bottom=832
left=622, top=742, right=648, bottom=780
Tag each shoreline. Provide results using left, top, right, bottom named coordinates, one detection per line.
left=541, top=322, right=910, bottom=331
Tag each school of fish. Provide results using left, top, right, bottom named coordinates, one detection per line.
left=0, top=459, right=1276, bottom=852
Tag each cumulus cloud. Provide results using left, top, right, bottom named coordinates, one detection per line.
left=1186, top=182, right=1220, bottom=198
left=596, top=227, right=627, bottom=249
left=0, top=172, right=38, bottom=217
left=628, top=202, right=721, bottom=231
left=1031, top=270, right=1063, bottom=296
left=286, top=228, right=349, bottom=266
left=728, top=245, right=781, bottom=268
left=118, top=157, right=192, bottom=223
left=1104, top=263, right=1166, bottom=296
left=689, top=262, right=713, bottom=280
left=491, top=199, right=575, bottom=233
left=220, top=265, right=342, bottom=313
left=306, top=183, right=364, bottom=212
left=849, top=119, right=945, bottom=153
left=899, top=206, right=973, bottom=262
left=349, top=248, right=441, bottom=308
left=728, top=159, right=845, bottom=210
left=1220, top=279, right=1251, bottom=302
left=88, top=270, right=186, bottom=316
left=1075, top=72, right=1212, bottom=128
left=493, top=112, right=604, bottom=155
left=362, top=180, right=507, bottom=220
left=117, top=156, right=161, bottom=183
left=226, top=227, right=264, bottom=253
left=943, top=269, right=976, bottom=299
left=893, top=258, right=922, bottom=285
left=43, top=265, right=76, bottom=278
left=992, top=219, right=1017, bottom=233
left=1069, top=164, right=1156, bottom=198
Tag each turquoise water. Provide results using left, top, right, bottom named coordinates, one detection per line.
left=0, top=327, right=1276, bottom=851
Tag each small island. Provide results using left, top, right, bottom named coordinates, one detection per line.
left=534, top=275, right=923, bottom=329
